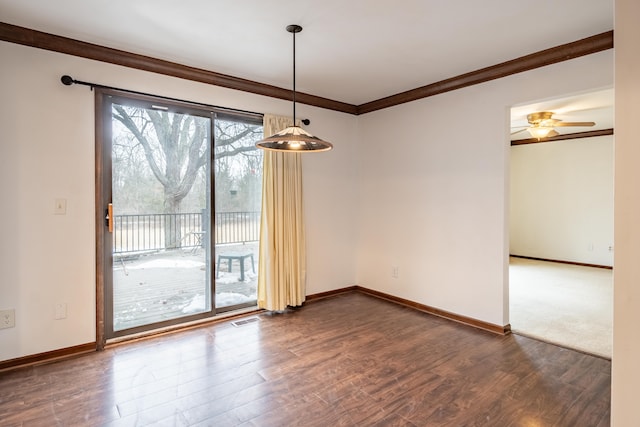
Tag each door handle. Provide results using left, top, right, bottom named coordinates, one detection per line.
left=105, top=203, right=113, bottom=233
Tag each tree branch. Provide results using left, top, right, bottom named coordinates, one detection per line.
left=113, top=105, right=169, bottom=187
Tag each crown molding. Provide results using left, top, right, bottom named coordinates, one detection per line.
left=358, top=31, right=613, bottom=114
left=0, top=22, right=358, bottom=115
left=1, top=22, right=612, bottom=116
left=511, top=128, right=614, bottom=145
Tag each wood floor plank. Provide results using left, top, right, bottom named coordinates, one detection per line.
left=0, top=291, right=611, bottom=426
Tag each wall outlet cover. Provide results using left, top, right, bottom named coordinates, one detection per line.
left=0, top=309, right=16, bottom=329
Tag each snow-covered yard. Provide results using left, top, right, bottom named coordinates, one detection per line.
left=113, top=242, right=258, bottom=331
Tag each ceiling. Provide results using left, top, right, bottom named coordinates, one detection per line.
left=0, top=0, right=613, bottom=107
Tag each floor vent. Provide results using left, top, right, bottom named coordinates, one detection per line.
left=231, top=317, right=260, bottom=327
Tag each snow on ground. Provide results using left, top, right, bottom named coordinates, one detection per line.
left=215, top=271, right=257, bottom=284
left=182, top=292, right=254, bottom=313
left=182, top=294, right=206, bottom=313
left=216, top=292, right=254, bottom=307
left=125, top=258, right=205, bottom=270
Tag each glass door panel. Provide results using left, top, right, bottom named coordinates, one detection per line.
left=109, top=101, right=212, bottom=334
left=213, top=117, right=263, bottom=310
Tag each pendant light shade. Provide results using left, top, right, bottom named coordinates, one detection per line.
left=256, top=125, right=332, bottom=152
left=256, top=25, right=333, bottom=153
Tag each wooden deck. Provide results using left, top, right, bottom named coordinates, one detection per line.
left=113, top=243, right=258, bottom=331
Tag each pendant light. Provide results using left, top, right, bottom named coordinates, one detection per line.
left=256, top=25, right=333, bottom=152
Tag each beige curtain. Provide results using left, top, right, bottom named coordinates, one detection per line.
left=257, top=114, right=306, bottom=311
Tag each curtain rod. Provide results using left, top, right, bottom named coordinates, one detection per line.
left=60, top=75, right=311, bottom=125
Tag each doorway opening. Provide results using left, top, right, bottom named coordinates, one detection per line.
left=508, top=88, right=614, bottom=358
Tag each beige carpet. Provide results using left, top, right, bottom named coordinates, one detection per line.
left=509, top=257, right=613, bottom=359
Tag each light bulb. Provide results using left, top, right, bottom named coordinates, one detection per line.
left=528, top=126, right=554, bottom=139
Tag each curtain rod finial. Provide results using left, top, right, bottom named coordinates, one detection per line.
left=60, top=75, right=74, bottom=86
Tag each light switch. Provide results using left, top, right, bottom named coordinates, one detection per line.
left=54, top=303, right=67, bottom=320
left=54, top=198, right=67, bottom=215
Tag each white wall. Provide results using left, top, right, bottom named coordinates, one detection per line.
left=0, top=41, right=359, bottom=361
left=510, top=136, right=614, bottom=266
left=355, top=51, right=613, bottom=327
left=297, top=102, right=360, bottom=296
left=612, top=0, right=640, bottom=424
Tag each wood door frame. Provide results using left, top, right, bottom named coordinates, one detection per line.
left=95, top=90, right=108, bottom=350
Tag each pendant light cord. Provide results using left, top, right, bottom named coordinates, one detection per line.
left=292, top=28, right=297, bottom=124
left=254, top=24, right=331, bottom=152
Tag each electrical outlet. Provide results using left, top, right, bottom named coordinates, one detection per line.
left=54, top=198, right=67, bottom=215
left=391, top=266, right=399, bottom=279
left=0, top=309, right=15, bottom=329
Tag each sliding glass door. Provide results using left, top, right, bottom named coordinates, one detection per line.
left=98, top=90, right=262, bottom=339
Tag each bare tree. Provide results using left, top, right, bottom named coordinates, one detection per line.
left=112, top=105, right=262, bottom=247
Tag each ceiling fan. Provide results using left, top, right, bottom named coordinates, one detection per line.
left=511, top=111, right=595, bottom=139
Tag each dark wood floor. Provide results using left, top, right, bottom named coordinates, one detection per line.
left=0, top=292, right=611, bottom=426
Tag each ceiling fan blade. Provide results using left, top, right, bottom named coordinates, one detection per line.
left=554, top=121, right=595, bottom=127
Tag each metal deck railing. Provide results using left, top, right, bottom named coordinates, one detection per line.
left=113, top=211, right=260, bottom=254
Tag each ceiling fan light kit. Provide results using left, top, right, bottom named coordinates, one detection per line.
left=256, top=25, right=333, bottom=153
left=513, top=111, right=596, bottom=140
left=528, top=126, right=557, bottom=139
